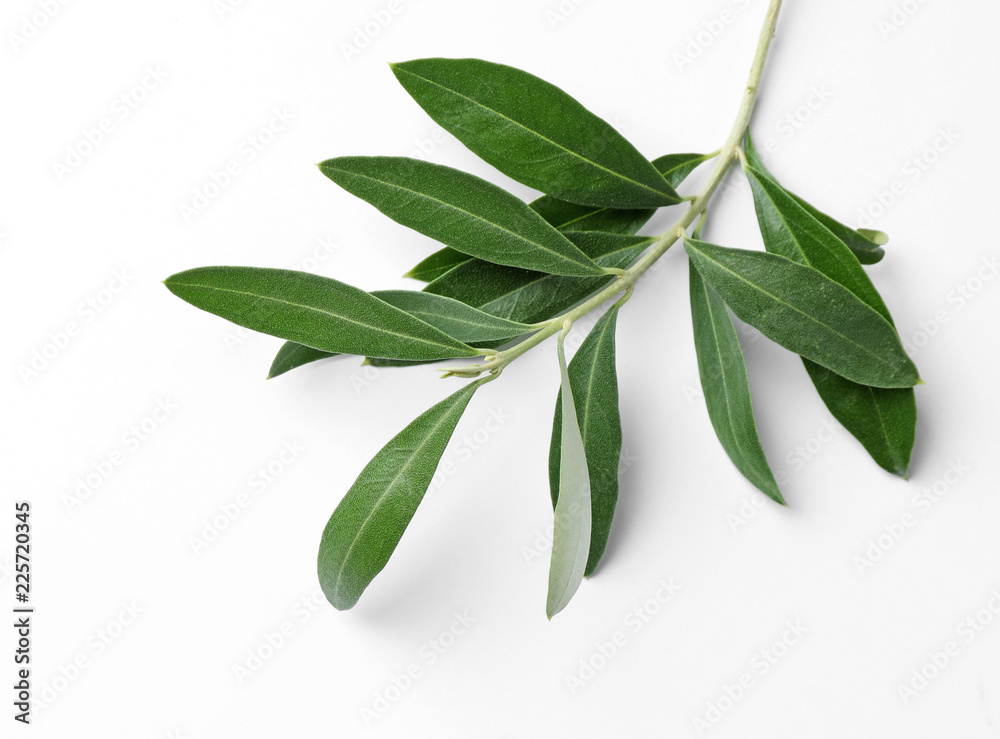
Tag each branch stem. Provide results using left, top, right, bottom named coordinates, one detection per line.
left=446, top=0, right=783, bottom=379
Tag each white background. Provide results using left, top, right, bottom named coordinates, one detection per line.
left=4, top=0, right=999, bottom=736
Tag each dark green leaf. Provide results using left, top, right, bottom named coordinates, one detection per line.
left=268, top=341, right=339, bottom=379
left=803, top=363, right=916, bottom=476
left=373, top=290, right=534, bottom=342
left=547, top=332, right=591, bottom=619
left=390, top=58, right=680, bottom=209
left=425, top=233, right=654, bottom=324
left=744, top=133, right=886, bottom=264
left=745, top=163, right=916, bottom=476
left=548, top=304, right=624, bottom=576
left=318, top=378, right=487, bottom=610
left=164, top=267, right=477, bottom=361
left=319, top=157, right=604, bottom=276
left=689, top=262, right=783, bottom=504
left=268, top=291, right=533, bottom=377
left=403, top=249, right=472, bottom=282
left=403, top=153, right=709, bottom=284
left=682, top=239, right=920, bottom=388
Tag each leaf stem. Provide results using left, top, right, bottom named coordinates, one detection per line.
left=445, top=0, right=783, bottom=379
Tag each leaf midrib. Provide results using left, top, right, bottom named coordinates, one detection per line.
left=328, top=163, right=600, bottom=275
left=170, top=279, right=470, bottom=355
left=691, top=247, right=903, bottom=376
left=395, top=66, right=673, bottom=202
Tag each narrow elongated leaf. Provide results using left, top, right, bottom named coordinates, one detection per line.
left=164, top=267, right=477, bottom=361
left=268, top=291, right=533, bottom=377
left=403, top=153, right=709, bottom=284
left=689, top=262, right=783, bottom=504
left=548, top=305, right=623, bottom=576
left=391, top=58, right=679, bottom=208
left=745, top=166, right=890, bottom=316
left=528, top=152, right=714, bottom=235
left=426, top=233, right=655, bottom=324
left=404, top=249, right=472, bottom=282
left=744, top=134, right=886, bottom=264
left=372, top=291, right=534, bottom=342
left=745, top=164, right=917, bottom=476
left=547, top=332, right=592, bottom=619
left=803, top=363, right=916, bottom=476
left=268, top=341, right=338, bottom=379
left=682, top=239, right=920, bottom=388
left=318, top=378, right=487, bottom=610
left=319, top=157, right=604, bottom=276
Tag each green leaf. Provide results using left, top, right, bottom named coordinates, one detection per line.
left=319, top=157, right=604, bottom=277
left=318, top=378, right=487, bottom=610
left=745, top=163, right=917, bottom=476
left=425, top=233, right=655, bottom=324
left=390, top=58, right=680, bottom=209
left=372, top=290, right=534, bottom=342
left=682, top=239, right=920, bottom=388
left=547, top=331, right=592, bottom=619
left=803, top=363, right=916, bottom=476
left=267, top=291, right=533, bottom=377
left=689, top=262, right=784, bottom=504
left=164, top=267, right=477, bottom=361
left=403, top=153, right=709, bottom=284
left=548, top=304, right=624, bottom=576
left=744, top=133, right=886, bottom=265
left=268, top=341, right=339, bottom=379
left=404, top=249, right=472, bottom=282
left=528, top=151, right=714, bottom=235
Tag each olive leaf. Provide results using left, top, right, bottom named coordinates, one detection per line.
left=744, top=133, right=887, bottom=265
left=319, top=157, right=604, bottom=276
left=318, top=378, right=488, bottom=610
left=404, top=248, right=473, bottom=282
left=682, top=239, right=920, bottom=388
left=689, top=262, right=784, bottom=504
left=267, top=291, right=534, bottom=378
left=425, top=233, right=655, bottom=323
left=390, top=58, right=680, bottom=209
left=164, top=267, right=477, bottom=361
left=548, top=304, right=624, bottom=577
left=744, top=163, right=917, bottom=476
left=547, top=331, right=592, bottom=619
left=404, top=153, right=711, bottom=284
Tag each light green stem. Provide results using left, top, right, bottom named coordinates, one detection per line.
left=450, top=0, right=783, bottom=379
